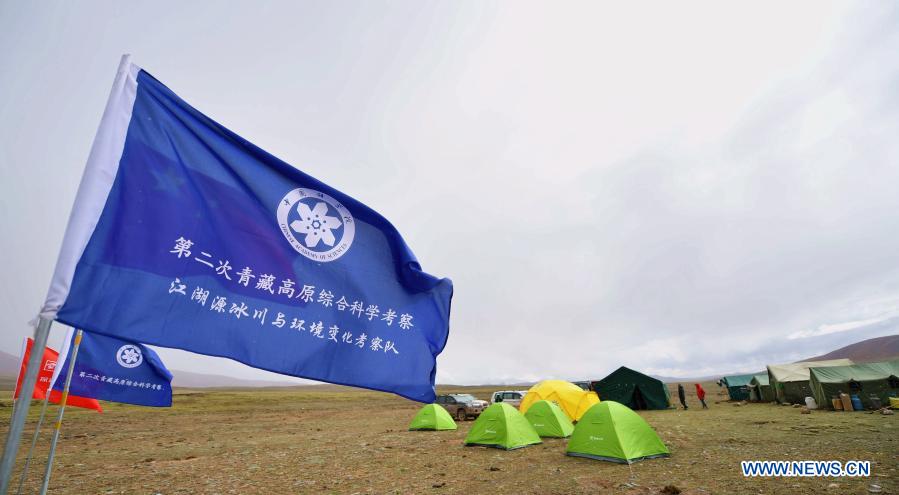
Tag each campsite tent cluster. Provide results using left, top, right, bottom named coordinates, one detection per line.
left=409, top=380, right=670, bottom=464
left=722, top=358, right=899, bottom=409
left=408, top=358, right=898, bottom=468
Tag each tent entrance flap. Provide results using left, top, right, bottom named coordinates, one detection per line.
left=633, top=386, right=648, bottom=410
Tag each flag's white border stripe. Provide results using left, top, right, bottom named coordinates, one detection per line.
left=49, top=328, right=75, bottom=389
left=40, top=55, right=140, bottom=319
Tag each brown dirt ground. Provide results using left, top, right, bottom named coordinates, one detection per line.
left=1, top=383, right=896, bottom=494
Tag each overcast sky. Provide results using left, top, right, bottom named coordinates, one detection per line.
left=2, top=1, right=898, bottom=386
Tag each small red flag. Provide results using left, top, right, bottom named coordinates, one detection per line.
left=14, top=338, right=102, bottom=412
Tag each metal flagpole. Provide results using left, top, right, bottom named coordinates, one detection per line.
left=39, top=329, right=82, bottom=495
left=14, top=394, right=51, bottom=495
left=7, top=401, right=18, bottom=434
left=0, top=316, right=53, bottom=495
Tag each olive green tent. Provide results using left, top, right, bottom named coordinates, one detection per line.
left=566, top=401, right=670, bottom=464
left=767, top=359, right=853, bottom=404
left=523, top=400, right=574, bottom=438
left=748, top=374, right=774, bottom=402
left=591, top=366, right=670, bottom=410
left=464, top=403, right=542, bottom=450
left=408, top=404, right=457, bottom=431
left=809, top=360, right=899, bottom=410
left=720, top=373, right=758, bottom=401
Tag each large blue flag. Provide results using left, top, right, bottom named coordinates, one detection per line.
left=41, top=56, right=452, bottom=403
left=50, top=330, right=173, bottom=407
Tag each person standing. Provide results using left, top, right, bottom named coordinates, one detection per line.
left=677, top=383, right=688, bottom=410
left=695, top=383, right=709, bottom=409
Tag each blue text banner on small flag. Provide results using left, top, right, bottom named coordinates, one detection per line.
left=51, top=330, right=173, bottom=407
left=41, top=56, right=453, bottom=403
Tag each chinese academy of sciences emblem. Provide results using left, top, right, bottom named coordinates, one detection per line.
left=116, top=344, right=143, bottom=368
left=277, top=188, right=355, bottom=262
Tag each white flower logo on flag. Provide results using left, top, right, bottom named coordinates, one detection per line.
left=291, top=202, right=343, bottom=248
left=116, top=344, right=143, bottom=368
left=277, top=188, right=355, bottom=262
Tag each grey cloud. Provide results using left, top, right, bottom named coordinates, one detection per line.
left=2, top=1, right=898, bottom=386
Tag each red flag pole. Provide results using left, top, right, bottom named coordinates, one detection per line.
left=39, top=330, right=83, bottom=495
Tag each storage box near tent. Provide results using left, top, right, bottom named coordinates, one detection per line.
left=720, top=373, right=758, bottom=401
left=767, top=359, right=853, bottom=404
left=748, top=374, right=774, bottom=402
left=590, top=366, right=670, bottom=410
left=809, top=360, right=899, bottom=410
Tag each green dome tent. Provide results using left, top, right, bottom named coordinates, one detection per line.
left=591, top=366, right=670, bottom=410
left=523, top=400, right=575, bottom=438
left=464, top=403, right=542, bottom=450
left=566, top=401, right=669, bottom=464
left=408, top=404, right=457, bottom=431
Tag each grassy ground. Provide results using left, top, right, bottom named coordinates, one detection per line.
left=1, top=383, right=895, bottom=494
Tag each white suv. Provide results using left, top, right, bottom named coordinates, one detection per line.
left=490, top=390, right=528, bottom=408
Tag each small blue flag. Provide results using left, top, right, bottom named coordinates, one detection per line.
left=51, top=330, right=173, bottom=407
left=41, top=56, right=452, bottom=403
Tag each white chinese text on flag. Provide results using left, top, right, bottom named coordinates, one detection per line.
left=40, top=56, right=453, bottom=403
left=50, top=330, right=173, bottom=407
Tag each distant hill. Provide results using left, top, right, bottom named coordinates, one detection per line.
left=803, top=334, right=899, bottom=363
left=170, top=369, right=303, bottom=388
left=0, top=350, right=22, bottom=390
left=652, top=374, right=724, bottom=384
left=3, top=334, right=898, bottom=390
left=0, top=350, right=20, bottom=377
left=0, top=348, right=301, bottom=389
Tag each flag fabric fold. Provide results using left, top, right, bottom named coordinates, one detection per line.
left=50, top=330, right=173, bottom=407
left=40, top=55, right=452, bottom=403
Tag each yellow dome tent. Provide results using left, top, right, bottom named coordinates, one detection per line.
left=519, top=380, right=599, bottom=421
